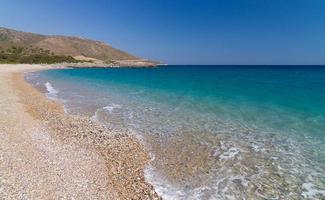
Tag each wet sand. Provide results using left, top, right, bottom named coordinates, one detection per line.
left=0, top=64, right=159, bottom=199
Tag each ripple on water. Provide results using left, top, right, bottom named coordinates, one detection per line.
left=141, top=117, right=325, bottom=200
left=25, top=69, right=325, bottom=200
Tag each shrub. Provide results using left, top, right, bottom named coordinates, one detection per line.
left=0, top=46, right=80, bottom=64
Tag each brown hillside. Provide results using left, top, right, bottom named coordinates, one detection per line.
left=0, top=27, right=137, bottom=61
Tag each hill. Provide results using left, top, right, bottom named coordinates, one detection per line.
left=0, top=27, right=157, bottom=66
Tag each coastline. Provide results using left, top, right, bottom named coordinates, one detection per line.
left=44, top=60, right=160, bottom=68
left=0, top=64, right=160, bottom=199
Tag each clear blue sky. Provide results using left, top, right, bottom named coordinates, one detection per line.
left=1, top=0, right=325, bottom=65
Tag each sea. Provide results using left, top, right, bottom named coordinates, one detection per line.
left=26, top=65, right=325, bottom=200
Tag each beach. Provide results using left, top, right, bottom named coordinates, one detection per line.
left=25, top=66, right=324, bottom=199
left=1, top=64, right=324, bottom=199
left=0, top=64, right=160, bottom=199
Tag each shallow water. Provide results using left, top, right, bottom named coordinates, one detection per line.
left=26, top=66, right=325, bottom=199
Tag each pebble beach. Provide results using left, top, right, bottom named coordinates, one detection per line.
left=0, top=64, right=160, bottom=199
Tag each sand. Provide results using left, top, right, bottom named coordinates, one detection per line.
left=0, top=64, right=160, bottom=199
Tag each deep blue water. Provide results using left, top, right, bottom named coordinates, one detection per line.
left=27, top=66, right=325, bottom=199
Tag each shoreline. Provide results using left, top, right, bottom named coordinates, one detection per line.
left=0, top=64, right=160, bottom=199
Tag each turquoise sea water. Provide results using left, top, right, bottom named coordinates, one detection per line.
left=27, top=66, right=325, bottom=199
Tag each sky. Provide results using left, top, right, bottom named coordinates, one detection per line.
left=1, top=0, right=325, bottom=65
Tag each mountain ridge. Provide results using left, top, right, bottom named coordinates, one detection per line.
left=0, top=27, right=157, bottom=66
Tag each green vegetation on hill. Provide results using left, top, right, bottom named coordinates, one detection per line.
left=0, top=46, right=79, bottom=64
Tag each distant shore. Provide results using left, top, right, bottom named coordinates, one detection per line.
left=0, top=64, right=160, bottom=199
left=0, top=61, right=159, bottom=68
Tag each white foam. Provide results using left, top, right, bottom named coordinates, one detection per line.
left=45, top=82, right=59, bottom=98
left=144, top=166, right=186, bottom=200
left=43, top=82, right=71, bottom=114
left=90, top=104, right=122, bottom=123
left=90, top=109, right=100, bottom=122
left=302, top=182, right=325, bottom=199
left=103, top=103, right=121, bottom=113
